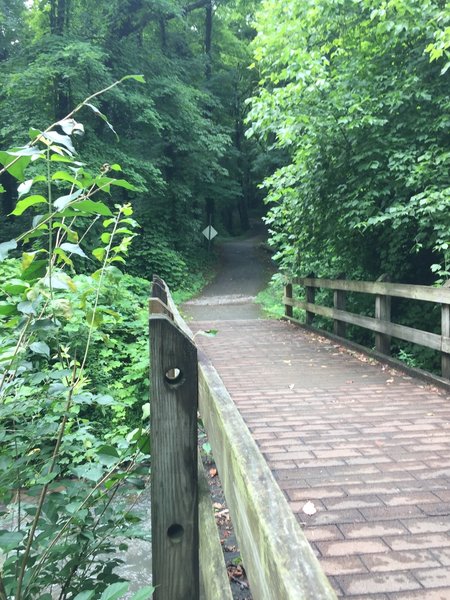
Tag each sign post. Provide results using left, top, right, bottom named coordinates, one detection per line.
left=202, top=223, right=218, bottom=252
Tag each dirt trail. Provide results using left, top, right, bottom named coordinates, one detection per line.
left=183, top=220, right=274, bottom=321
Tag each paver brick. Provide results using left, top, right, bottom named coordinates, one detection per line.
left=316, top=538, right=390, bottom=557
left=320, top=556, right=368, bottom=576
left=415, top=568, right=450, bottom=588
left=389, top=589, right=450, bottom=600
left=193, top=318, right=450, bottom=598
left=362, top=549, right=441, bottom=572
left=303, top=525, right=344, bottom=542
left=402, top=517, right=450, bottom=535
left=386, top=533, right=450, bottom=551
left=335, top=572, right=421, bottom=595
left=287, top=486, right=346, bottom=501
left=339, top=521, right=408, bottom=539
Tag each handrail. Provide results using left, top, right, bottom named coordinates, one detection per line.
left=284, top=277, right=450, bottom=380
left=295, top=277, right=450, bottom=303
left=150, top=276, right=337, bottom=600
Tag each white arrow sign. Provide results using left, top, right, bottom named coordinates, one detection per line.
left=202, top=225, right=218, bottom=241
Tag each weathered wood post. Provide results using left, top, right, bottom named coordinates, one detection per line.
left=375, top=274, right=391, bottom=355
left=305, top=273, right=315, bottom=326
left=441, top=281, right=450, bottom=380
left=333, top=275, right=346, bottom=337
left=285, top=282, right=293, bottom=318
left=150, top=280, right=199, bottom=600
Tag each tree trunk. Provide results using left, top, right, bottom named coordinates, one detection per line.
left=205, top=1, right=212, bottom=80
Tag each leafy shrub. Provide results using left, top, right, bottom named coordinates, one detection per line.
left=0, top=79, right=153, bottom=599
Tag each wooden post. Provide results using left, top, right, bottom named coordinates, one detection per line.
left=150, top=314, right=199, bottom=600
left=152, top=274, right=168, bottom=304
left=375, top=274, right=391, bottom=355
left=305, top=273, right=315, bottom=326
left=333, top=287, right=346, bottom=338
left=285, top=282, right=293, bottom=318
left=441, top=281, right=450, bottom=379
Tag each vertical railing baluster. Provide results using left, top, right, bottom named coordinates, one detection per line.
left=333, top=275, right=346, bottom=337
left=441, top=282, right=450, bottom=379
left=305, top=274, right=315, bottom=326
left=285, top=282, right=293, bottom=318
left=375, top=274, right=391, bottom=355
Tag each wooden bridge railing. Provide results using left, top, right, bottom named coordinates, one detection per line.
left=150, top=276, right=336, bottom=600
left=284, top=276, right=450, bottom=380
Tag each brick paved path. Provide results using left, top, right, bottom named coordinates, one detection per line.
left=192, top=318, right=450, bottom=600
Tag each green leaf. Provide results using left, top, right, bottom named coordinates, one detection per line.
left=0, top=302, right=17, bottom=315
left=54, top=188, right=84, bottom=211
left=72, top=464, right=104, bottom=482
left=22, top=259, right=47, bottom=281
left=0, top=151, right=32, bottom=181
left=18, top=300, right=36, bottom=315
left=110, top=164, right=122, bottom=171
left=93, top=247, right=105, bottom=262
left=12, top=195, right=47, bottom=216
left=36, top=471, right=58, bottom=485
left=99, top=583, right=129, bottom=600
left=121, top=74, right=146, bottom=83
left=129, top=586, right=155, bottom=600
left=73, top=592, right=95, bottom=600
left=0, top=239, right=17, bottom=261
left=0, top=530, right=23, bottom=552
left=51, top=154, right=84, bottom=166
left=110, top=179, right=138, bottom=191
left=52, top=171, right=83, bottom=187
left=42, top=273, right=76, bottom=291
left=86, top=309, right=102, bottom=327
left=29, top=341, right=50, bottom=357
left=97, top=445, right=120, bottom=467
left=53, top=248, right=73, bottom=267
left=74, top=200, right=113, bottom=216
left=101, top=232, right=111, bottom=244
left=60, top=242, right=87, bottom=258
left=3, top=279, right=29, bottom=295
left=94, top=394, right=116, bottom=406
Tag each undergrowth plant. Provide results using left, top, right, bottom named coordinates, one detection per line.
left=0, top=78, right=154, bottom=600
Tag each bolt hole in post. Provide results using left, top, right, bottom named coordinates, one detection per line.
left=167, top=523, right=184, bottom=543
left=165, top=368, right=184, bottom=385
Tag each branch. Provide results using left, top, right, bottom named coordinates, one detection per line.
left=166, top=0, right=211, bottom=20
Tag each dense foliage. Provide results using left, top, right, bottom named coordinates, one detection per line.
left=0, top=85, right=155, bottom=599
left=0, top=0, right=266, bottom=288
left=248, top=0, right=450, bottom=284
left=1, top=0, right=449, bottom=594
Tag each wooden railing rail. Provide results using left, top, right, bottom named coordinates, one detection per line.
left=150, top=276, right=336, bottom=600
left=283, top=276, right=450, bottom=380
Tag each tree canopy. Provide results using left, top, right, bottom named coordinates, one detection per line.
left=248, top=0, right=450, bottom=283
left=0, top=0, right=263, bottom=288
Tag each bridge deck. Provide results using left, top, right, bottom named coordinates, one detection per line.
left=192, top=318, right=450, bottom=600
